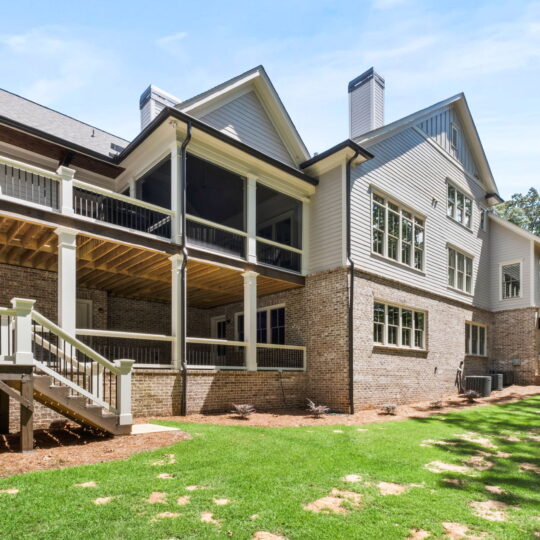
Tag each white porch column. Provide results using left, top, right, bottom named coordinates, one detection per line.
left=57, top=165, right=76, bottom=215
left=170, top=142, right=182, bottom=244
left=246, top=175, right=257, bottom=264
left=301, top=198, right=310, bottom=275
left=242, top=270, right=258, bottom=371
left=11, top=298, right=35, bottom=365
left=116, top=359, right=134, bottom=426
left=55, top=227, right=78, bottom=336
left=128, top=178, right=136, bottom=198
left=170, top=254, right=184, bottom=369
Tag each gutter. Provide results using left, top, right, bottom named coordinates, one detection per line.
left=179, top=122, right=192, bottom=417
left=346, top=150, right=359, bottom=415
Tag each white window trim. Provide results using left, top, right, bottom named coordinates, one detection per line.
left=370, top=189, right=426, bottom=272
left=373, top=299, right=427, bottom=351
left=447, top=244, right=474, bottom=295
left=499, top=259, right=523, bottom=301
left=446, top=179, right=474, bottom=230
left=465, top=321, right=488, bottom=357
left=234, top=303, right=286, bottom=343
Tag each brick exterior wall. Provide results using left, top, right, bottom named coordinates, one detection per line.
left=353, top=270, right=493, bottom=409
left=492, top=307, right=539, bottom=384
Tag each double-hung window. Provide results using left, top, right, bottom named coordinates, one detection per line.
left=373, top=301, right=426, bottom=349
left=447, top=184, right=472, bottom=228
left=448, top=247, right=473, bottom=293
left=372, top=193, right=424, bottom=271
left=501, top=262, right=521, bottom=299
left=465, top=322, right=487, bottom=356
left=236, top=306, right=285, bottom=344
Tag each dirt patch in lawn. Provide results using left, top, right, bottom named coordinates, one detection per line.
left=142, top=385, right=539, bottom=427
left=407, top=529, right=430, bottom=540
left=442, top=522, right=486, bottom=539
left=0, top=425, right=189, bottom=477
left=304, top=488, right=362, bottom=514
left=469, top=500, right=512, bottom=522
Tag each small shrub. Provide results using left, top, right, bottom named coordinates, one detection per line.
left=231, top=403, right=255, bottom=419
left=429, top=400, right=444, bottom=410
left=379, top=403, right=397, bottom=415
left=307, top=399, right=329, bottom=418
left=463, top=390, right=480, bottom=403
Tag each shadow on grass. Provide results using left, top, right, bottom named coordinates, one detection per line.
left=412, top=396, right=540, bottom=507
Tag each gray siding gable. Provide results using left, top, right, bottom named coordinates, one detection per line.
left=416, top=105, right=480, bottom=178
left=196, top=90, right=296, bottom=167
left=350, top=125, right=491, bottom=309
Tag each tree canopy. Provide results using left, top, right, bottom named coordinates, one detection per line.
left=495, top=187, right=539, bottom=236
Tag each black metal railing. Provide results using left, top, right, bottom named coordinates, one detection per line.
left=32, top=322, right=116, bottom=410
left=79, top=336, right=171, bottom=366
left=186, top=342, right=246, bottom=368
left=0, top=164, right=59, bottom=209
left=187, top=219, right=246, bottom=258
left=256, top=241, right=301, bottom=272
left=256, top=346, right=305, bottom=370
left=73, top=187, right=171, bottom=238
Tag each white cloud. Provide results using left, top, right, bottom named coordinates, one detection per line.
left=156, top=32, right=188, bottom=58
left=0, top=28, right=107, bottom=105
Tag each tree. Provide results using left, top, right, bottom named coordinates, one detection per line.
left=495, top=187, right=540, bottom=236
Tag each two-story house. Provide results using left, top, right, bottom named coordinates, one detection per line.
left=0, top=65, right=538, bottom=437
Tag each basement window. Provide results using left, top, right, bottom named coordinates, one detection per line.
left=373, top=301, right=426, bottom=350
left=465, top=322, right=487, bottom=356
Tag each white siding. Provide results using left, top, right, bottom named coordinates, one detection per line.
left=417, top=106, right=479, bottom=177
left=489, top=220, right=533, bottom=311
left=308, top=165, right=344, bottom=273
left=350, top=125, right=491, bottom=309
left=198, top=91, right=295, bottom=166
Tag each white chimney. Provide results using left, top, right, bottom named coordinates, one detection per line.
left=139, top=85, right=181, bottom=130
left=348, top=67, right=385, bottom=139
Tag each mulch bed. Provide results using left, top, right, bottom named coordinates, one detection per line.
left=153, top=385, right=540, bottom=428
left=0, top=425, right=190, bottom=477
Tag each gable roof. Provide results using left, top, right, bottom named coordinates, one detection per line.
left=354, top=93, right=500, bottom=198
left=0, top=88, right=129, bottom=158
left=490, top=213, right=540, bottom=245
left=177, top=65, right=310, bottom=166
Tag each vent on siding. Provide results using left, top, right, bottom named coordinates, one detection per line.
left=348, top=67, right=385, bottom=139
left=139, top=85, right=181, bottom=131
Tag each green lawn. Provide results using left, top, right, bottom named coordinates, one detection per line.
left=1, top=397, right=539, bottom=540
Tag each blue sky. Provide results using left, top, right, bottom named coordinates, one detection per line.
left=1, top=0, right=539, bottom=198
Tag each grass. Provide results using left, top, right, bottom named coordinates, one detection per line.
left=0, top=397, right=539, bottom=539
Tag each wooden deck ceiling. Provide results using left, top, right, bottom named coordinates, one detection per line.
left=0, top=215, right=301, bottom=308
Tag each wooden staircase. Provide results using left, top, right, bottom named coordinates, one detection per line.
left=0, top=299, right=134, bottom=444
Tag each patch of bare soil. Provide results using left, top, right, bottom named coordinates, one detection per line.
left=519, top=462, right=540, bottom=474
left=464, top=456, right=493, bottom=471
left=407, top=529, right=431, bottom=540
left=147, top=491, right=167, bottom=504
left=377, top=481, right=423, bottom=495
left=94, top=496, right=113, bottom=505
left=253, top=532, right=287, bottom=540
left=342, top=474, right=362, bottom=483
left=0, top=425, right=189, bottom=477
left=456, top=433, right=497, bottom=449
left=424, top=461, right=474, bottom=475
left=143, top=385, right=539, bottom=427
left=470, top=500, right=511, bottom=522
left=485, top=485, right=506, bottom=495
left=304, top=488, right=362, bottom=514
left=200, top=511, right=220, bottom=526
left=442, top=522, right=486, bottom=539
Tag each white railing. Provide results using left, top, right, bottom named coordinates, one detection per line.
left=186, top=337, right=247, bottom=370
left=76, top=328, right=174, bottom=368
left=256, top=343, right=306, bottom=371
left=1, top=298, right=133, bottom=425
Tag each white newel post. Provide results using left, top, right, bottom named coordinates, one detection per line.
left=91, top=362, right=104, bottom=399
left=242, top=271, right=258, bottom=371
left=57, top=165, right=76, bottom=215
left=247, top=175, right=257, bottom=264
left=55, top=228, right=78, bottom=337
left=11, top=298, right=35, bottom=365
left=0, top=316, right=10, bottom=359
left=116, top=359, right=134, bottom=426
left=170, top=142, right=182, bottom=244
left=170, top=254, right=184, bottom=370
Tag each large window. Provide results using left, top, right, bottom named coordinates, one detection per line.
left=372, top=193, right=424, bottom=271
left=373, top=302, right=426, bottom=349
left=501, top=262, right=521, bottom=299
left=465, top=322, right=487, bottom=356
left=448, top=247, right=473, bottom=293
left=447, top=184, right=472, bottom=228
left=236, top=306, right=285, bottom=345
